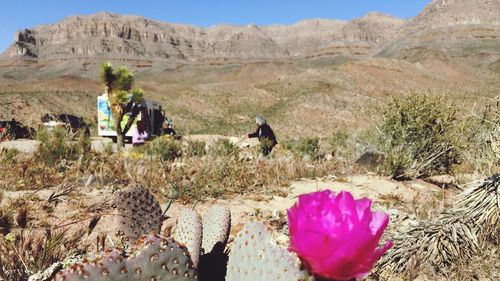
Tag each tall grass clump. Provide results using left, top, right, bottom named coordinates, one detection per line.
left=293, top=137, right=320, bottom=160
left=375, top=94, right=462, bottom=179
left=0, top=148, right=19, bottom=163
left=143, top=136, right=182, bottom=161
left=329, top=130, right=352, bottom=159
left=35, top=128, right=91, bottom=165
left=0, top=216, right=83, bottom=281
left=209, top=139, right=240, bottom=157
left=185, top=140, right=207, bottom=157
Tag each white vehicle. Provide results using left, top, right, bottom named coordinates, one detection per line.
left=97, top=94, right=165, bottom=142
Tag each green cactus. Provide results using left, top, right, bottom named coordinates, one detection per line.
left=173, top=208, right=202, bottom=267
left=53, top=235, right=197, bottom=281
left=109, top=185, right=163, bottom=244
left=198, top=205, right=231, bottom=281
left=52, top=249, right=127, bottom=280
left=226, top=222, right=309, bottom=281
left=201, top=205, right=231, bottom=254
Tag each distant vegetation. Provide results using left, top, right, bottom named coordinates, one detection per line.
left=374, top=94, right=462, bottom=179
left=35, top=128, right=91, bottom=166
left=0, top=130, right=344, bottom=200
left=372, top=93, right=500, bottom=179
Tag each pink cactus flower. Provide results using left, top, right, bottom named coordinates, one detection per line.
left=287, top=190, right=392, bottom=281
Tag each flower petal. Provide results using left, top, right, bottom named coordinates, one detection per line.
left=287, top=190, right=391, bottom=280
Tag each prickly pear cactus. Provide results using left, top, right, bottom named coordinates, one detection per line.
left=53, top=235, right=197, bottom=281
left=226, top=222, right=308, bottom=281
left=53, top=249, right=126, bottom=280
left=173, top=208, right=202, bottom=267
left=128, top=235, right=198, bottom=280
left=201, top=205, right=231, bottom=254
left=110, top=185, right=163, bottom=243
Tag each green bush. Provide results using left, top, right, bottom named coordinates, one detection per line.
left=209, top=139, right=240, bottom=157
left=375, top=94, right=461, bottom=179
left=144, top=136, right=182, bottom=161
left=329, top=130, right=349, bottom=157
left=258, top=138, right=275, bottom=156
left=293, top=137, right=320, bottom=160
left=459, top=96, right=500, bottom=175
left=185, top=140, right=207, bottom=157
left=0, top=148, right=19, bottom=163
left=35, top=128, right=90, bottom=165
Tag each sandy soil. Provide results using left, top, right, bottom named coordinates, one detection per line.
left=162, top=174, right=445, bottom=237
left=0, top=173, right=444, bottom=234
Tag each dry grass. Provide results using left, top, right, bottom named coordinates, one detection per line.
left=0, top=207, right=84, bottom=281
left=0, top=139, right=348, bottom=203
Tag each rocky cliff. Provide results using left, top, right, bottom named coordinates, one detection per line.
left=378, top=0, right=500, bottom=65
left=1, top=0, right=499, bottom=67
left=0, top=12, right=404, bottom=64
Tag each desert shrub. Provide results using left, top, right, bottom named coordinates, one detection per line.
left=209, top=139, right=240, bottom=157
left=329, top=130, right=351, bottom=158
left=355, top=129, right=379, bottom=152
left=77, top=130, right=92, bottom=155
left=0, top=148, right=19, bottom=163
left=185, top=140, right=207, bottom=157
left=375, top=94, right=462, bottom=179
left=35, top=128, right=90, bottom=165
left=293, top=137, right=320, bottom=160
left=143, top=136, right=182, bottom=161
left=460, top=96, right=500, bottom=175
left=258, top=138, right=275, bottom=156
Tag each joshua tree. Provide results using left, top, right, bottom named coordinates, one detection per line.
left=100, top=62, right=144, bottom=148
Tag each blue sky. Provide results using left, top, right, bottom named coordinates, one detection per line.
left=0, top=0, right=430, bottom=53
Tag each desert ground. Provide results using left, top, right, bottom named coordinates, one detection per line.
left=0, top=132, right=499, bottom=281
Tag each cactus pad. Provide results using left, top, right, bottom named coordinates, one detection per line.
left=201, top=205, right=231, bottom=254
left=128, top=235, right=198, bottom=280
left=53, top=235, right=197, bottom=281
left=226, top=222, right=307, bottom=281
left=53, top=249, right=127, bottom=281
left=173, top=208, right=202, bottom=267
left=109, top=185, right=163, bottom=242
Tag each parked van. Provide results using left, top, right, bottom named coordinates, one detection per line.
left=97, top=94, right=164, bottom=142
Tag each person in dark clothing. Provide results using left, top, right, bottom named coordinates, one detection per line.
left=162, top=117, right=176, bottom=136
left=247, top=114, right=277, bottom=156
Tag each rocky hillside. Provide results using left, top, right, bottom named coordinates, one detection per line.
left=0, top=12, right=404, bottom=64
left=2, top=0, right=500, bottom=68
left=2, top=0, right=499, bottom=69
left=379, top=0, right=500, bottom=67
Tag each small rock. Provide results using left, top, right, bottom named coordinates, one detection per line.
left=355, top=151, right=385, bottom=171
left=28, top=262, right=63, bottom=281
